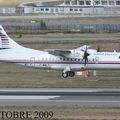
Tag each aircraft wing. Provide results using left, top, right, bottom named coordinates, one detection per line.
left=45, top=49, right=71, bottom=57
left=45, top=45, right=96, bottom=57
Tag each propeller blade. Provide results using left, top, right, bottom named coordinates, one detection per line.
left=83, top=46, right=90, bottom=66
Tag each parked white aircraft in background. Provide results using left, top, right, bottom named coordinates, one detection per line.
left=0, top=25, right=120, bottom=78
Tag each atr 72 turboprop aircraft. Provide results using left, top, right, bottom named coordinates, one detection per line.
left=0, top=25, right=120, bottom=78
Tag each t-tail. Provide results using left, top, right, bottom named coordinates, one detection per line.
left=0, top=25, right=22, bottom=49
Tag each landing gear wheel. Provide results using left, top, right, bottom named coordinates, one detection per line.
left=69, top=71, right=75, bottom=77
left=62, top=72, right=69, bottom=78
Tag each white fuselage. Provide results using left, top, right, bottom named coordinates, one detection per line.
left=87, top=52, right=120, bottom=70
left=1, top=46, right=120, bottom=71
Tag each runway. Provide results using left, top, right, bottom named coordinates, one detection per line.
left=0, top=88, right=120, bottom=107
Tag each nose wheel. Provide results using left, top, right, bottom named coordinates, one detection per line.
left=62, top=71, right=75, bottom=78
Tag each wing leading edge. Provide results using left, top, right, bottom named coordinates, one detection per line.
left=45, top=45, right=93, bottom=57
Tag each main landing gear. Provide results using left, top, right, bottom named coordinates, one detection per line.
left=62, top=71, right=75, bottom=78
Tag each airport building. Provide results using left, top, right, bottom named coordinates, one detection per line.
left=22, top=0, right=120, bottom=14
left=63, top=0, right=120, bottom=6
left=0, top=7, right=16, bottom=14
left=0, top=0, right=120, bottom=14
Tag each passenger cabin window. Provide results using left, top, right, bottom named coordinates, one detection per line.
left=67, top=58, right=69, bottom=61
left=45, top=8, right=49, bottom=11
left=41, top=8, right=44, bottom=11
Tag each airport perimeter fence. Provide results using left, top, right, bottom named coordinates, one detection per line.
left=47, top=24, right=120, bottom=33
left=4, top=23, right=120, bottom=34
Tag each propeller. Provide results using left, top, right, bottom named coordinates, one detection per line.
left=83, top=46, right=90, bottom=66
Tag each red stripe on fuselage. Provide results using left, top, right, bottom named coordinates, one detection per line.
left=0, top=36, right=8, bottom=39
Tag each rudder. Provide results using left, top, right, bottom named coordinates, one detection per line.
left=0, top=25, right=22, bottom=49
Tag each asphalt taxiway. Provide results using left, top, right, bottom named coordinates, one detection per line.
left=0, top=88, right=120, bottom=107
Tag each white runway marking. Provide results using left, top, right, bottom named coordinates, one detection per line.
left=0, top=96, right=60, bottom=100
left=60, top=100, right=120, bottom=103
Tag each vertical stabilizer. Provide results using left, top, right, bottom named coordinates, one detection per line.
left=0, top=25, right=22, bottom=49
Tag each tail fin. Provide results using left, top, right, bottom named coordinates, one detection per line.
left=0, top=25, right=22, bottom=49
